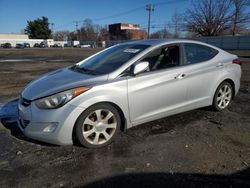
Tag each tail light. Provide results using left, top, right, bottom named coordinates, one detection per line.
left=233, top=58, right=243, bottom=66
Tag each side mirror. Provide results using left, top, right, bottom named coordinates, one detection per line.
left=133, top=61, right=149, bottom=75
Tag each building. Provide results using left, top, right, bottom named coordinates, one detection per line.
left=109, top=23, right=147, bottom=40
left=0, top=33, right=67, bottom=47
left=0, top=34, right=29, bottom=40
left=0, top=33, right=43, bottom=47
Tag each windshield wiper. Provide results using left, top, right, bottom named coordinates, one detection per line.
left=71, top=64, right=81, bottom=70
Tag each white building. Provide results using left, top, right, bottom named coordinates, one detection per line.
left=0, top=34, right=66, bottom=47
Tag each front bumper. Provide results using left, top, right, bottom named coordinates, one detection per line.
left=18, top=100, right=85, bottom=145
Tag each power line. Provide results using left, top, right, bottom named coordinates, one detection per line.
left=52, top=0, right=188, bottom=32
left=54, top=22, right=74, bottom=31
left=92, top=6, right=145, bottom=21
left=76, top=0, right=187, bottom=23
left=154, top=0, right=186, bottom=7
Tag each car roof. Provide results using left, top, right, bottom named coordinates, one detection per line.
left=134, top=39, right=182, bottom=45
left=119, top=38, right=221, bottom=51
left=124, top=39, right=199, bottom=45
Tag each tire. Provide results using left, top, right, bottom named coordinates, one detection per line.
left=75, top=103, right=121, bottom=148
left=213, top=81, right=233, bottom=111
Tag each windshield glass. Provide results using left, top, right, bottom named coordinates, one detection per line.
left=77, top=44, right=150, bottom=75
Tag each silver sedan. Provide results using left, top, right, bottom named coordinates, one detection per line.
left=18, top=39, right=242, bottom=148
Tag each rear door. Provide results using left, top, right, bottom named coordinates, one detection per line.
left=182, top=43, right=221, bottom=106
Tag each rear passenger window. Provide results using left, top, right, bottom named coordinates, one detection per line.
left=184, top=43, right=218, bottom=64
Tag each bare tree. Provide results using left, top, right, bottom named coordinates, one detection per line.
left=231, top=0, right=250, bottom=35
left=98, top=26, right=110, bottom=41
left=185, top=0, right=232, bottom=36
left=53, top=30, right=70, bottom=41
left=171, top=10, right=184, bottom=38
left=79, top=19, right=99, bottom=41
left=150, top=28, right=173, bottom=39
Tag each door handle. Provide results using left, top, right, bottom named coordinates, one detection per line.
left=175, top=73, right=185, bottom=80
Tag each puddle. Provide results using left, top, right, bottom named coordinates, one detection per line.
left=0, top=100, right=19, bottom=120
left=47, top=59, right=67, bottom=62
left=0, top=59, right=67, bottom=63
left=0, top=59, right=33, bottom=62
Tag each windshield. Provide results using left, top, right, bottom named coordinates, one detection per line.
left=76, top=44, right=150, bottom=75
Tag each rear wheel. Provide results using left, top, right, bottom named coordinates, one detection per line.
left=75, top=103, right=121, bottom=148
left=213, top=81, right=233, bottom=111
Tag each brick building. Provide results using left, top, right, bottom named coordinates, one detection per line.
left=109, top=23, right=147, bottom=40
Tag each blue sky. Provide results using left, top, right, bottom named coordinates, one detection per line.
left=0, top=0, right=191, bottom=34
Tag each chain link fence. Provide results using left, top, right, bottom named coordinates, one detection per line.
left=195, top=36, right=250, bottom=50
left=105, top=36, right=250, bottom=50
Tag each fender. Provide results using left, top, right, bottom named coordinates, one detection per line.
left=69, top=79, right=132, bottom=129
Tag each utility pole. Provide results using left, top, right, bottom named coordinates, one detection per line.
left=50, top=23, right=54, bottom=32
left=50, top=23, right=54, bottom=38
left=73, top=21, right=79, bottom=41
left=146, top=4, right=154, bottom=39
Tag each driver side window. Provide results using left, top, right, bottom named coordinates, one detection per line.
left=140, top=45, right=180, bottom=72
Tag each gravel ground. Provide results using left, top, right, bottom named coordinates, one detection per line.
left=0, top=48, right=249, bottom=188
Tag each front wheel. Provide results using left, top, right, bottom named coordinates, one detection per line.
left=75, top=103, right=121, bottom=148
left=213, top=81, right=233, bottom=111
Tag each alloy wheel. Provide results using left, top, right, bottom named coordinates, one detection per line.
left=216, top=84, right=232, bottom=109
left=82, top=109, right=117, bottom=145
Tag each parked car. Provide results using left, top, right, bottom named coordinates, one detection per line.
left=23, top=43, right=30, bottom=48
left=74, top=44, right=81, bottom=48
left=0, top=43, right=5, bottom=48
left=33, top=43, right=40, bottom=48
left=2, top=43, right=12, bottom=48
left=39, top=42, right=46, bottom=48
left=16, top=43, right=25, bottom=49
left=80, top=44, right=91, bottom=48
left=18, top=39, right=242, bottom=148
left=52, top=43, right=63, bottom=48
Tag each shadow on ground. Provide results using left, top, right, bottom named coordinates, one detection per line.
left=82, top=169, right=250, bottom=188
left=0, top=99, right=207, bottom=147
left=0, top=97, right=233, bottom=149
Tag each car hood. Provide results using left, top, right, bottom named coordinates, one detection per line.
left=22, top=67, right=108, bottom=100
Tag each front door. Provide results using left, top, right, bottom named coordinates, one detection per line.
left=127, top=44, right=188, bottom=124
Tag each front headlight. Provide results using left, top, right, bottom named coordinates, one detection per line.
left=35, top=87, right=89, bottom=109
